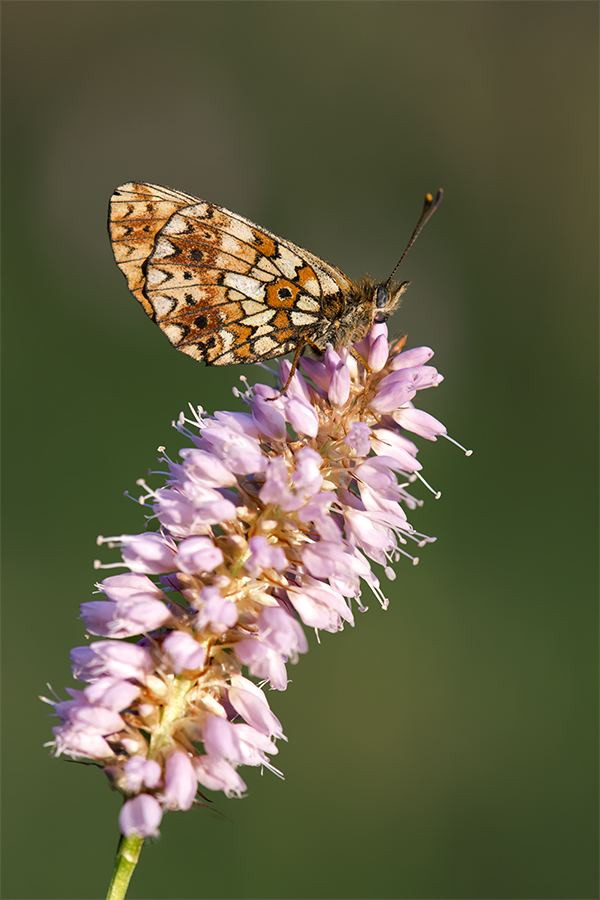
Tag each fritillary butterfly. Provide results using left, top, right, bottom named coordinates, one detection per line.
left=108, top=183, right=442, bottom=376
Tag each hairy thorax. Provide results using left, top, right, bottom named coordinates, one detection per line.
left=313, top=277, right=409, bottom=352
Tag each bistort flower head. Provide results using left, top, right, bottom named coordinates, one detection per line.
left=43, top=323, right=470, bottom=839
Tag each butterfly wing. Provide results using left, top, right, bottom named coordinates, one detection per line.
left=109, top=182, right=354, bottom=365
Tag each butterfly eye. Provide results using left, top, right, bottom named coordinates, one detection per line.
left=374, top=285, right=389, bottom=308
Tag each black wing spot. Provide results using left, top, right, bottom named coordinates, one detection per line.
left=185, top=293, right=195, bottom=305
left=146, top=203, right=155, bottom=213
left=278, top=287, right=292, bottom=300
left=183, top=271, right=193, bottom=281
left=190, top=249, right=203, bottom=262
left=194, top=314, right=208, bottom=330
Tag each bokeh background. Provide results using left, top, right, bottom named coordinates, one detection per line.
left=2, top=3, right=598, bottom=899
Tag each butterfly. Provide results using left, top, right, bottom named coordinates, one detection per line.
left=108, top=182, right=442, bottom=380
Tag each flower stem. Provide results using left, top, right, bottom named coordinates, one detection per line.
left=106, top=833, right=144, bottom=900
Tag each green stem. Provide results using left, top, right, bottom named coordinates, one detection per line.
left=106, top=833, right=144, bottom=900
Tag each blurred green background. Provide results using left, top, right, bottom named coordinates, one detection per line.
left=2, top=3, right=597, bottom=899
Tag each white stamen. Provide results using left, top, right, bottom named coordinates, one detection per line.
left=443, top=433, right=473, bottom=456
left=414, top=470, right=442, bottom=499
left=93, top=559, right=128, bottom=570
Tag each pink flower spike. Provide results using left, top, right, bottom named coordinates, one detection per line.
left=123, top=756, right=162, bottom=792
left=228, top=675, right=285, bottom=739
left=368, top=333, right=389, bottom=372
left=390, top=346, right=435, bottom=370
left=120, top=533, right=178, bottom=575
left=161, top=751, right=197, bottom=811
left=393, top=407, right=447, bottom=440
left=176, top=536, right=224, bottom=575
left=162, top=631, right=206, bottom=674
left=46, top=321, right=460, bottom=827
left=119, top=794, right=163, bottom=838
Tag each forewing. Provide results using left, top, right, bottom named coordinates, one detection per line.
left=109, top=182, right=353, bottom=365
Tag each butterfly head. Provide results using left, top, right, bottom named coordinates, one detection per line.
left=373, top=280, right=410, bottom=323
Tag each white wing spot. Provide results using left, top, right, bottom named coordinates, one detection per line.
left=253, top=324, right=275, bottom=336
left=147, top=268, right=169, bottom=286
left=296, top=296, right=320, bottom=312
left=302, top=277, right=320, bottom=297
left=182, top=203, right=209, bottom=218
left=241, top=299, right=266, bottom=316
left=253, top=336, right=278, bottom=355
left=224, top=273, right=265, bottom=302
left=291, top=310, right=319, bottom=326
left=312, top=265, right=340, bottom=296
left=163, top=324, right=186, bottom=342
left=162, top=215, right=188, bottom=235
left=220, top=233, right=241, bottom=255
left=275, top=245, right=303, bottom=280
left=255, top=256, right=280, bottom=276
left=153, top=238, right=178, bottom=259
left=219, top=330, right=235, bottom=352
left=250, top=266, right=275, bottom=283
left=241, top=309, right=276, bottom=327
left=226, top=219, right=255, bottom=244
left=152, top=294, right=177, bottom=317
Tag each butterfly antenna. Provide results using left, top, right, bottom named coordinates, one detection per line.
left=385, top=189, right=444, bottom=287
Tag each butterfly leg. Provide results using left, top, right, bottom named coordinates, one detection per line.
left=266, top=338, right=312, bottom=400
left=350, top=333, right=408, bottom=416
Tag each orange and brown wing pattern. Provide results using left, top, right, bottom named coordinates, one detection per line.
left=108, top=183, right=202, bottom=316
left=108, top=182, right=354, bottom=365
